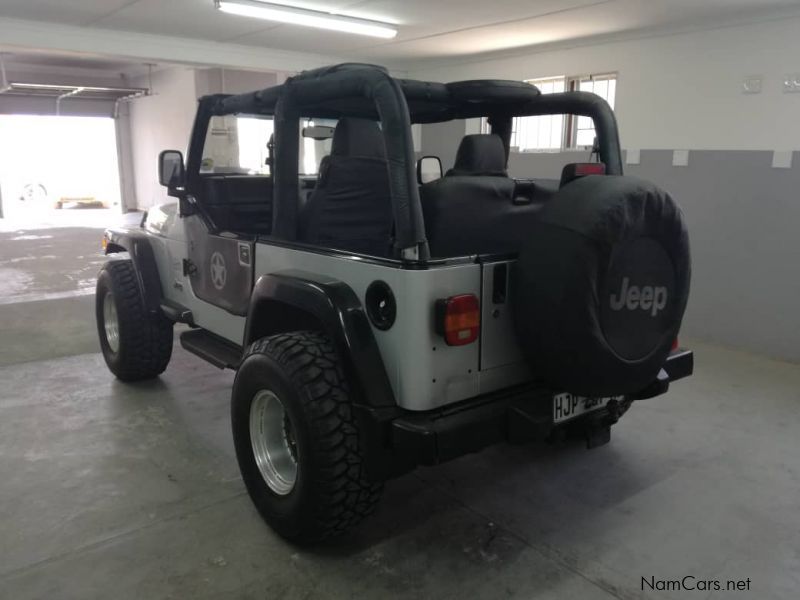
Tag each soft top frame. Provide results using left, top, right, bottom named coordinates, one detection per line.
left=190, top=63, right=623, bottom=260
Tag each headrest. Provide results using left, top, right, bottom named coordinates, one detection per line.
left=448, top=134, right=507, bottom=177
left=331, top=118, right=386, bottom=159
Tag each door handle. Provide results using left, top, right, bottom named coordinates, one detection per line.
left=492, top=263, right=507, bottom=304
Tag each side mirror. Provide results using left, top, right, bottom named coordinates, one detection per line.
left=417, top=156, right=443, bottom=185
left=158, top=150, right=185, bottom=193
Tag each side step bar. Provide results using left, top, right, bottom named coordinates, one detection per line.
left=180, top=330, right=242, bottom=370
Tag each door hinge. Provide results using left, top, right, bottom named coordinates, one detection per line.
left=182, top=259, right=197, bottom=276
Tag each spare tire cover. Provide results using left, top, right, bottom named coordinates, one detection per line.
left=512, top=175, right=690, bottom=396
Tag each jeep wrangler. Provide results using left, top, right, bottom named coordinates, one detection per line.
left=96, top=63, right=693, bottom=543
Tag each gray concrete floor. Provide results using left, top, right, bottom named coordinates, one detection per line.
left=1, top=216, right=799, bottom=599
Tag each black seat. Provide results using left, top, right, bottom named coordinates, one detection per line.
left=300, top=118, right=393, bottom=256
left=200, top=175, right=273, bottom=234
left=421, top=134, right=516, bottom=257
left=421, top=134, right=555, bottom=257
left=446, top=134, right=508, bottom=177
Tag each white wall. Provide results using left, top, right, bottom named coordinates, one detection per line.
left=195, top=68, right=281, bottom=96
left=115, top=112, right=137, bottom=213
left=126, top=66, right=285, bottom=210
left=409, top=16, right=800, bottom=362
left=127, top=68, right=198, bottom=210
left=411, top=16, right=800, bottom=152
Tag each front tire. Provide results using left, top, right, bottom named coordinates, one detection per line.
left=232, top=331, right=382, bottom=544
left=96, top=259, right=173, bottom=381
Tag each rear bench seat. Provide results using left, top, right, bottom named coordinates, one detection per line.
left=420, top=134, right=554, bottom=257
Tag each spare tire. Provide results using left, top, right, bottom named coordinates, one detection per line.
left=512, top=175, right=690, bottom=396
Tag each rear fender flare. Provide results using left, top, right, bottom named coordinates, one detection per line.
left=243, top=270, right=396, bottom=409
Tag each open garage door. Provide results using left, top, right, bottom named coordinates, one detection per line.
left=0, top=115, right=122, bottom=222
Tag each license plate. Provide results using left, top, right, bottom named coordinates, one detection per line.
left=553, top=393, right=623, bottom=424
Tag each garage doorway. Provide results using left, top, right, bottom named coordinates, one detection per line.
left=0, top=115, right=122, bottom=224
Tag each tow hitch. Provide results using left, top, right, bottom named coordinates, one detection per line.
left=584, top=422, right=612, bottom=449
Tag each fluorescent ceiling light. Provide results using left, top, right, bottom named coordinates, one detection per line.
left=215, top=0, right=398, bottom=39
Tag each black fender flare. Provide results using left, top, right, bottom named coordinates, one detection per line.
left=104, top=229, right=164, bottom=315
left=243, top=270, right=396, bottom=409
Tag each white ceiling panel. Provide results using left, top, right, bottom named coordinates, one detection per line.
left=0, top=0, right=799, bottom=67
left=0, top=0, right=135, bottom=26
left=346, top=0, right=601, bottom=30
left=92, top=0, right=379, bottom=43
left=2, top=50, right=136, bottom=71
left=231, top=27, right=378, bottom=54
left=359, top=0, right=800, bottom=61
left=364, top=1, right=650, bottom=60
left=226, top=0, right=615, bottom=61
left=91, top=0, right=278, bottom=42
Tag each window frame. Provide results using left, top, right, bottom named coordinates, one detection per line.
left=564, top=72, right=618, bottom=150
left=487, top=71, right=618, bottom=153
left=512, top=75, right=567, bottom=153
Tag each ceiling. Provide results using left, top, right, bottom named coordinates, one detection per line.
left=0, top=50, right=142, bottom=72
left=0, top=0, right=799, bottom=69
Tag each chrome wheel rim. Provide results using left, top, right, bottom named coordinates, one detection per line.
left=103, top=292, right=120, bottom=354
left=249, top=390, right=297, bottom=495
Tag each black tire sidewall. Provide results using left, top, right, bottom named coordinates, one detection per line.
left=96, top=266, right=124, bottom=372
left=231, top=350, right=319, bottom=540
left=95, top=259, right=173, bottom=381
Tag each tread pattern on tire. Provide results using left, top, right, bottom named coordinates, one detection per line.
left=245, top=331, right=382, bottom=540
left=100, top=259, right=173, bottom=381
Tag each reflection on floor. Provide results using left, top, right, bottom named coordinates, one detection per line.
left=0, top=210, right=141, bottom=301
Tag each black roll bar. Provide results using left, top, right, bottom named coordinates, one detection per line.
left=516, top=91, right=624, bottom=175
left=192, top=68, right=624, bottom=259
left=274, top=64, right=429, bottom=259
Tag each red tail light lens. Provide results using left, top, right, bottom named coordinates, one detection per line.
left=560, top=162, right=607, bottom=187
left=672, top=337, right=679, bottom=351
left=574, top=162, right=607, bottom=177
left=436, top=294, right=480, bottom=346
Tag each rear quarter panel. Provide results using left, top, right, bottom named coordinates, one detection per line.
left=254, top=244, right=531, bottom=410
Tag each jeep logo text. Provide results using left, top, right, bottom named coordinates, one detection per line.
left=609, top=277, right=667, bottom=316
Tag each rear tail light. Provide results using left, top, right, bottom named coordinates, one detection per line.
left=672, top=337, right=679, bottom=351
left=574, top=163, right=607, bottom=176
left=559, top=162, right=607, bottom=187
left=436, top=294, right=480, bottom=346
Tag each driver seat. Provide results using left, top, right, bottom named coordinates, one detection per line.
left=300, top=118, right=393, bottom=256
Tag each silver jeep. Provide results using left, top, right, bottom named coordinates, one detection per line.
left=96, top=63, right=693, bottom=543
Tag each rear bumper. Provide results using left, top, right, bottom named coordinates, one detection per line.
left=635, top=348, right=694, bottom=399
left=358, top=349, right=694, bottom=480
left=663, top=348, right=694, bottom=381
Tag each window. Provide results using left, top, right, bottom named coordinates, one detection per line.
left=567, top=73, right=617, bottom=148
left=494, top=72, right=617, bottom=152
left=200, top=115, right=336, bottom=177
left=509, top=76, right=565, bottom=151
left=201, top=114, right=274, bottom=175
